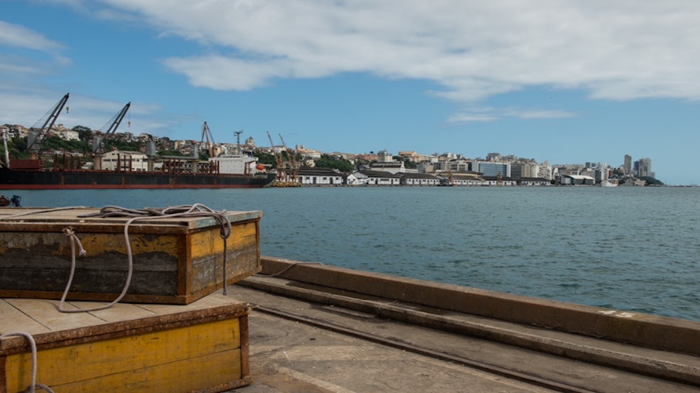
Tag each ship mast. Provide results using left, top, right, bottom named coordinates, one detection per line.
left=235, top=130, right=243, bottom=154
left=2, top=129, right=9, bottom=168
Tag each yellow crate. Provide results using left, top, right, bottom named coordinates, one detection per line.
left=0, top=295, right=251, bottom=393
left=0, top=208, right=262, bottom=305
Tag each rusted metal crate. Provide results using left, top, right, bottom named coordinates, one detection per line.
left=0, top=295, right=251, bottom=392
left=0, top=207, right=262, bottom=304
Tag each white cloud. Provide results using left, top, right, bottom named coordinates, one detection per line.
left=0, top=20, right=71, bottom=75
left=447, top=113, right=499, bottom=124
left=448, top=107, right=576, bottom=124
left=0, top=20, right=64, bottom=51
left=94, top=0, right=700, bottom=104
left=503, top=109, right=576, bottom=120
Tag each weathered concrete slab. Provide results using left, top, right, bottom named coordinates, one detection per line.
left=226, top=283, right=700, bottom=393
left=258, top=256, right=700, bottom=358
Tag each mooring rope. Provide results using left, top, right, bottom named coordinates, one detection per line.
left=79, top=204, right=231, bottom=300
left=0, top=204, right=232, bottom=312
left=55, top=204, right=233, bottom=313
left=0, top=332, right=55, bottom=393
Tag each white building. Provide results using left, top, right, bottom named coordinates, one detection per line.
left=298, top=168, right=344, bottom=186
left=400, top=173, right=440, bottom=186
left=102, top=150, right=149, bottom=171
left=56, top=129, right=80, bottom=141
left=352, top=170, right=400, bottom=186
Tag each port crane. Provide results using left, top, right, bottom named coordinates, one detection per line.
left=92, top=102, right=131, bottom=170
left=200, top=121, right=217, bottom=158
left=279, top=134, right=299, bottom=182
left=267, top=131, right=285, bottom=181
left=27, top=93, right=70, bottom=160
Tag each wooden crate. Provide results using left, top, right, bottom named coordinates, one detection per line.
left=0, top=208, right=262, bottom=304
left=0, top=294, right=251, bottom=393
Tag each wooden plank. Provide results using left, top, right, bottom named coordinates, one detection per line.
left=0, top=299, right=50, bottom=336
left=3, top=299, right=104, bottom=332
left=134, top=293, right=245, bottom=315
left=1, top=294, right=247, bottom=336
left=0, top=208, right=260, bottom=228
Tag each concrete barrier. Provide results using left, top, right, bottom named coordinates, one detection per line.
left=260, top=256, right=700, bottom=357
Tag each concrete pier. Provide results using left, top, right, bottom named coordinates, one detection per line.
left=227, top=256, right=700, bottom=393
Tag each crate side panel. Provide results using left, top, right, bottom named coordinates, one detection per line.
left=189, top=221, right=261, bottom=294
left=4, top=318, right=241, bottom=392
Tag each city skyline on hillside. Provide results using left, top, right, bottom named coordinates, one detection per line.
left=3, top=121, right=658, bottom=184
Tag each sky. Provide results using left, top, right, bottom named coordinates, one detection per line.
left=1, top=1, right=700, bottom=185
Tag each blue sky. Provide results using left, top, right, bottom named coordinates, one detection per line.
left=2, top=1, right=700, bottom=185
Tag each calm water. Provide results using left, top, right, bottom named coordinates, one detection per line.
left=12, top=186, right=700, bottom=322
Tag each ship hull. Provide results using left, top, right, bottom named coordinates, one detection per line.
left=0, top=168, right=276, bottom=190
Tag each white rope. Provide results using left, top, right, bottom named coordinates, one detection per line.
left=0, top=332, right=55, bottom=393
left=0, top=206, right=88, bottom=221
left=61, top=204, right=233, bottom=312
left=0, top=204, right=232, bottom=313
left=57, top=227, right=90, bottom=313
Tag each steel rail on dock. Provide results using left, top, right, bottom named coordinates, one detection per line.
left=254, top=304, right=596, bottom=393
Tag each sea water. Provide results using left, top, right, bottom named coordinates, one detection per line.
left=13, top=186, right=700, bottom=322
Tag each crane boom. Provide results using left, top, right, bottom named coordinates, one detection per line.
left=267, top=131, right=285, bottom=180
left=278, top=134, right=297, bottom=167
left=27, top=93, right=70, bottom=157
left=200, top=121, right=216, bottom=158
left=279, top=133, right=299, bottom=182
left=93, top=102, right=132, bottom=154
left=103, top=102, right=131, bottom=135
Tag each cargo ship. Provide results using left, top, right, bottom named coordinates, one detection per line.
left=1, top=93, right=277, bottom=190
left=0, top=154, right=277, bottom=190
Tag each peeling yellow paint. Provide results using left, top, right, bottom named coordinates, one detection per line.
left=65, top=233, right=180, bottom=257
left=190, top=222, right=257, bottom=259
left=4, top=318, right=242, bottom=392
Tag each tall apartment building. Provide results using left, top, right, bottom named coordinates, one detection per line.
left=635, top=158, right=653, bottom=178
left=511, top=163, right=540, bottom=179
left=474, top=161, right=511, bottom=177
left=623, top=155, right=632, bottom=174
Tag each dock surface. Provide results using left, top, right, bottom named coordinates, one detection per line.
left=223, top=263, right=700, bottom=393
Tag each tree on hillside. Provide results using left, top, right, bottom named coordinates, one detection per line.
left=253, top=151, right=277, bottom=167
left=314, top=154, right=353, bottom=172
left=393, top=155, right=417, bottom=169
left=72, top=125, right=93, bottom=141
left=640, top=176, right=664, bottom=186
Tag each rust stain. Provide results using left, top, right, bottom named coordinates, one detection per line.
left=79, top=234, right=180, bottom=257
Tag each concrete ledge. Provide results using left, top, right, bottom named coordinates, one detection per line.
left=260, top=256, right=700, bottom=357
left=241, top=275, right=700, bottom=387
